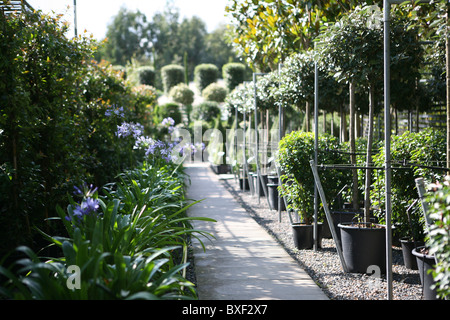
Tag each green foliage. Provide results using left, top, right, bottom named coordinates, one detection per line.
left=101, top=7, right=149, bottom=66
left=0, top=9, right=157, bottom=257
left=0, top=164, right=215, bottom=299
left=202, top=83, right=228, bottom=103
left=161, top=64, right=185, bottom=94
left=190, top=101, right=221, bottom=124
left=316, top=4, right=424, bottom=112
left=222, top=62, right=246, bottom=92
left=194, top=64, right=219, bottom=93
left=255, top=72, right=279, bottom=112
left=372, top=129, right=446, bottom=240
left=154, top=103, right=182, bottom=125
left=276, top=132, right=348, bottom=224
left=225, top=81, right=255, bottom=114
left=169, top=83, right=194, bottom=106
left=425, top=177, right=450, bottom=300
left=131, top=66, right=156, bottom=87
left=225, top=0, right=381, bottom=71
left=207, top=116, right=227, bottom=165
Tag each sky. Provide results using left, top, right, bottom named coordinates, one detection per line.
left=27, top=0, right=230, bottom=40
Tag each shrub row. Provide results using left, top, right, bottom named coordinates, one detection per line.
left=276, top=129, right=446, bottom=241
left=0, top=10, right=157, bottom=256
left=160, top=62, right=246, bottom=95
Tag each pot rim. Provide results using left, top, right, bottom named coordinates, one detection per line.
left=338, top=222, right=387, bottom=230
left=291, top=222, right=322, bottom=227
left=412, top=246, right=435, bottom=260
left=400, top=237, right=424, bottom=244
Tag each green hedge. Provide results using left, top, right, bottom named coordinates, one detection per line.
left=190, top=101, right=221, bottom=124
left=0, top=9, right=155, bottom=257
left=194, top=64, right=219, bottom=93
left=154, top=103, right=183, bottom=126
left=132, top=66, right=156, bottom=86
left=161, top=64, right=185, bottom=94
left=222, top=63, right=246, bottom=92
left=202, top=83, right=228, bottom=103
left=169, top=83, right=194, bottom=106
left=426, top=177, right=450, bottom=300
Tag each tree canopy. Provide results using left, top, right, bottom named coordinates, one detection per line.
left=98, top=5, right=241, bottom=82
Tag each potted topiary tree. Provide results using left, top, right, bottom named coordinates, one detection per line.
left=372, top=129, right=445, bottom=270
left=316, top=4, right=423, bottom=273
left=277, top=131, right=346, bottom=250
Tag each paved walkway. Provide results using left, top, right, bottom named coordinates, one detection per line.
left=185, top=162, right=328, bottom=300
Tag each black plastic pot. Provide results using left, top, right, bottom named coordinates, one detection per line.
left=211, top=164, right=230, bottom=174
left=400, top=238, right=424, bottom=270
left=291, top=223, right=323, bottom=250
left=412, top=246, right=439, bottom=300
left=267, top=175, right=278, bottom=184
left=292, top=224, right=313, bottom=250
left=330, top=212, right=358, bottom=247
left=267, top=183, right=286, bottom=211
left=239, top=177, right=250, bottom=190
left=339, top=222, right=386, bottom=274
left=251, top=173, right=267, bottom=197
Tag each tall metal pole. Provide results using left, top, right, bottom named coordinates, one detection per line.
left=74, top=0, right=78, bottom=37
left=243, top=109, right=247, bottom=192
left=383, top=0, right=393, bottom=300
left=253, top=73, right=260, bottom=203
left=278, top=64, right=284, bottom=222
left=314, top=51, right=319, bottom=251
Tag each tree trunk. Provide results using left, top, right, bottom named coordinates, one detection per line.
left=340, top=105, right=348, bottom=143
left=331, top=111, right=335, bottom=136
left=364, top=85, right=376, bottom=222
left=305, top=101, right=311, bottom=132
left=349, top=82, right=359, bottom=211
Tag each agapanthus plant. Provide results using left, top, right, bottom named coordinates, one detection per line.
left=65, top=183, right=101, bottom=223
left=115, top=122, right=144, bottom=139
left=161, top=117, right=176, bottom=134
left=105, top=104, right=125, bottom=118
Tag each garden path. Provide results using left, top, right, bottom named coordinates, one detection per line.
left=185, top=162, right=328, bottom=300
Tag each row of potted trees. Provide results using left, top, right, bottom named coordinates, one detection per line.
left=211, top=128, right=447, bottom=300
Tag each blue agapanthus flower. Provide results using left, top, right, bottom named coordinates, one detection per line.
left=66, top=197, right=100, bottom=222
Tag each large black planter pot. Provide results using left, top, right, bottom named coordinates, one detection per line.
left=330, top=212, right=358, bottom=247
left=339, top=223, right=386, bottom=274
left=292, top=224, right=313, bottom=250
left=267, top=183, right=286, bottom=211
left=211, top=164, right=230, bottom=174
left=267, top=175, right=278, bottom=184
left=239, top=177, right=250, bottom=190
left=412, top=246, right=439, bottom=300
left=251, top=173, right=267, bottom=197
left=400, top=238, right=424, bottom=270
left=292, top=223, right=323, bottom=250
